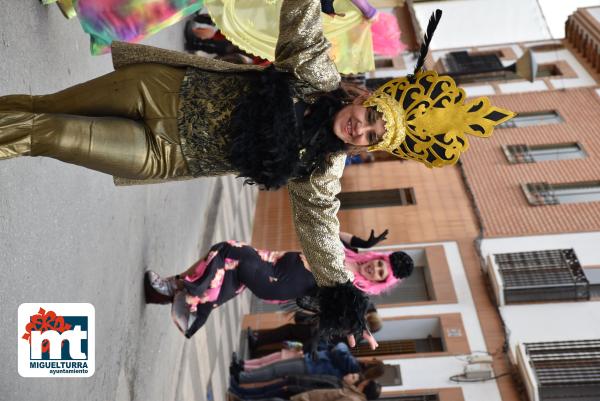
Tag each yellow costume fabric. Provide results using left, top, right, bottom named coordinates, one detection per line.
left=205, top=0, right=375, bottom=74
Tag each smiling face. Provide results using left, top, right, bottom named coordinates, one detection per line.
left=358, top=259, right=390, bottom=283
left=332, top=97, right=386, bottom=147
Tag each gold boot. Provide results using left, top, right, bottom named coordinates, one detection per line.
left=0, top=111, right=33, bottom=160
left=56, top=0, right=77, bottom=19
left=40, top=0, right=77, bottom=19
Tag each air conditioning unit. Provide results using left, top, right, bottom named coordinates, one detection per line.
left=464, top=354, right=494, bottom=380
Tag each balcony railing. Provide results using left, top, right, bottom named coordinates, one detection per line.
left=525, top=340, right=600, bottom=401
left=495, top=249, right=590, bottom=304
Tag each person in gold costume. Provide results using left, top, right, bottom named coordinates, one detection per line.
left=0, top=5, right=513, bottom=343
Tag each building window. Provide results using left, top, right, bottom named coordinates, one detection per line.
left=371, top=265, right=431, bottom=304
left=525, top=339, right=600, bottom=401
left=352, top=318, right=444, bottom=357
left=499, top=111, right=563, bottom=128
left=379, top=364, right=403, bottom=386
left=375, top=58, right=394, bottom=68
left=536, top=63, right=561, bottom=78
left=495, top=249, right=590, bottom=304
left=338, top=188, right=416, bottom=210
left=503, top=143, right=585, bottom=163
left=523, top=181, right=600, bottom=205
left=443, top=52, right=562, bottom=84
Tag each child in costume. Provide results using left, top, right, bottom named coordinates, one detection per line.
left=144, top=232, right=413, bottom=338
left=0, top=5, right=514, bottom=342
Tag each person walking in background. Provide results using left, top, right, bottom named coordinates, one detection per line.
left=234, top=342, right=381, bottom=384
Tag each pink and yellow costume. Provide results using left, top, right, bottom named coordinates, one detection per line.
left=73, top=0, right=205, bottom=55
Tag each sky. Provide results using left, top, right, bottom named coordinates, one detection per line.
left=411, top=0, right=600, bottom=50
left=538, top=0, right=600, bottom=38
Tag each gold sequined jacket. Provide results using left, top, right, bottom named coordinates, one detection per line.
left=109, top=0, right=351, bottom=287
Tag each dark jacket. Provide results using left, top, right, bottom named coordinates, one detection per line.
left=304, top=343, right=360, bottom=377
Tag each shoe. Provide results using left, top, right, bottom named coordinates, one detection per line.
left=146, top=270, right=177, bottom=297
left=232, top=352, right=244, bottom=369
left=144, top=271, right=173, bottom=305
left=229, top=352, right=244, bottom=378
left=229, top=360, right=240, bottom=378
left=229, top=363, right=241, bottom=383
left=247, top=327, right=258, bottom=350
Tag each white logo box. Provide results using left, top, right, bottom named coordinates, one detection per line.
left=18, top=303, right=95, bottom=378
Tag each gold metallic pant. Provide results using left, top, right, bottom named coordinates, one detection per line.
left=0, top=64, right=190, bottom=180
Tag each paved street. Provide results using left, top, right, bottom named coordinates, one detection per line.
left=0, top=2, right=256, bottom=401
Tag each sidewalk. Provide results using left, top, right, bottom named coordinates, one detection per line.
left=174, top=176, right=258, bottom=401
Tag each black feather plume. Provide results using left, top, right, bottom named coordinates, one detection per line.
left=413, top=9, right=443, bottom=75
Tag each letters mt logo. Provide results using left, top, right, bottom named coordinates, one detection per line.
left=18, top=303, right=95, bottom=377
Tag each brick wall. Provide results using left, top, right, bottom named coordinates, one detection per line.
left=461, top=87, right=600, bottom=237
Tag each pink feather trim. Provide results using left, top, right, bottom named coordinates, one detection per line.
left=370, top=12, right=406, bottom=57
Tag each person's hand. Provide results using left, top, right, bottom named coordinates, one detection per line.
left=347, top=330, right=379, bottom=350
left=350, top=229, right=389, bottom=248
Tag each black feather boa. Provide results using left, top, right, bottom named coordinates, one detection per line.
left=228, top=69, right=346, bottom=190
left=296, top=281, right=370, bottom=342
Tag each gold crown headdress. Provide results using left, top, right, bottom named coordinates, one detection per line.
left=364, top=10, right=515, bottom=168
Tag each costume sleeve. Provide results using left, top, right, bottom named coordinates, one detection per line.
left=274, top=0, right=341, bottom=92
left=329, top=343, right=360, bottom=374
left=351, top=0, right=378, bottom=19
left=287, top=153, right=353, bottom=287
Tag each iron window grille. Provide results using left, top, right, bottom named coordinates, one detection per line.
left=338, top=188, right=416, bottom=210
left=499, top=111, right=563, bottom=129
left=523, top=182, right=559, bottom=206
left=495, top=249, right=590, bottom=304
left=525, top=339, right=600, bottom=401
left=503, top=142, right=585, bottom=164
left=523, top=181, right=600, bottom=206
